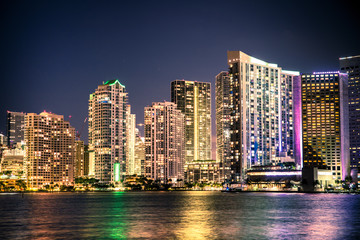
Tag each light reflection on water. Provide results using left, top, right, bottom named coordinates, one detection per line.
left=1, top=192, right=360, bottom=239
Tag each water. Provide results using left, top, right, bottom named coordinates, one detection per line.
left=1, top=192, right=360, bottom=239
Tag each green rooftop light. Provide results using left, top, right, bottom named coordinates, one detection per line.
left=104, top=79, right=125, bottom=88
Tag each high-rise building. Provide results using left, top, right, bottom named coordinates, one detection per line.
left=134, top=128, right=145, bottom=176
left=74, top=140, right=86, bottom=178
left=300, top=72, right=350, bottom=180
left=280, top=71, right=297, bottom=159
left=83, top=144, right=89, bottom=176
left=126, top=105, right=137, bottom=176
left=144, top=102, right=185, bottom=183
left=25, top=112, right=75, bottom=189
left=215, top=71, right=231, bottom=181
left=171, top=80, right=211, bottom=163
left=227, top=51, right=299, bottom=181
left=340, top=56, right=360, bottom=170
left=7, top=111, right=26, bottom=147
left=89, top=79, right=128, bottom=184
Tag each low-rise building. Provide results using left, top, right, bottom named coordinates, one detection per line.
left=184, top=160, right=221, bottom=183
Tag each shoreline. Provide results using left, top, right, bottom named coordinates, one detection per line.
left=1, top=190, right=359, bottom=194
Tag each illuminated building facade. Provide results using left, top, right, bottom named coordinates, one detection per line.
left=227, top=51, right=299, bottom=181
left=280, top=71, right=297, bottom=158
left=25, top=112, right=75, bottom=189
left=7, top=111, right=26, bottom=147
left=0, top=144, right=25, bottom=177
left=144, top=102, right=185, bottom=183
left=0, top=134, right=7, bottom=146
left=300, top=72, right=350, bottom=180
left=215, top=71, right=231, bottom=181
left=246, top=164, right=302, bottom=183
left=171, top=80, right=211, bottom=163
left=134, top=128, right=145, bottom=176
left=184, top=160, right=221, bottom=183
left=89, top=79, right=128, bottom=183
left=340, top=56, right=360, bottom=170
left=74, top=140, right=88, bottom=177
left=126, top=105, right=137, bottom=175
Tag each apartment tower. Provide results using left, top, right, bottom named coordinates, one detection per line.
left=126, top=105, right=137, bottom=176
left=144, top=102, right=185, bottom=183
left=74, top=140, right=88, bottom=178
left=89, top=79, right=128, bottom=183
left=215, top=71, right=231, bottom=180
left=171, top=80, right=211, bottom=163
left=227, top=51, right=299, bottom=181
left=25, top=112, right=75, bottom=189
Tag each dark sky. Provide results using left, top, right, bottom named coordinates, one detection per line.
left=1, top=0, right=359, bottom=147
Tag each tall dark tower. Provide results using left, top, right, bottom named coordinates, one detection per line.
left=340, top=56, right=360, bottom=178
left=7, top=111, right=25, bottom=147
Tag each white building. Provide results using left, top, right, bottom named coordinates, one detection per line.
left=227, top=51, right=299, bottom=181
left=89, top=79, right=128, bottom=183
left=144, top=102, right=185, bottom=183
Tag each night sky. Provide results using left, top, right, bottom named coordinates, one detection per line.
left=1, top=0, right=359, bottom=154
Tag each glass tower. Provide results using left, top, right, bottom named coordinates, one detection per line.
left=215, top=71, right=231, bottom=181
left=7, top=111, right=25, bottom=147
left=171, top=80, right=211, bottom=163
left=340, top=56, right=360, bottom=170
left=227, top=51, right=299, bottom=181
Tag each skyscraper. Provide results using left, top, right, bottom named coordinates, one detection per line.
left=171, top=80, right=211, bottom=163
left=134, top=128, right=145, bottom=176
left=227, top=51, right=299, bottom=181
left=215, top=71, right=231, bottom=181
left=7, top=111, right=25, bottom=147
left=144, top=102, right=185, bottom=183
left=340, top=56, right=360, bottom=171
left=89, top=79, right=128, bottom=184
left=126, top=105, right=137, bottom=176
left=25, top=112, right=75, bottom=189
left=280, top=71, right=297, bottom=159
left=74, top=140, right=86, bottom=178
left=300, top=72, right=350, bottom=180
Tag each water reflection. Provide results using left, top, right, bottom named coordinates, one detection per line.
left=175, top=191, right=215, bottom=239
left=1, top=192, right=360, bottom=239
left=107, top=192, right=128, bottom=239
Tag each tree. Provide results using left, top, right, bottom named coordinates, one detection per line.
left=184, top=182, right=195, bottom=189
left=15, top=180, right=27, bottom=191
left=0, top=181, right=6, bottom=191
left=75, top=177, right=84, bottom=184
left=345, top=176, right=352, bottom=182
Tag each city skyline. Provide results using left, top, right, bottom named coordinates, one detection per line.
left=1, top=2, right=360, bottom=239
left=1, top=1, right=359, bottom=145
